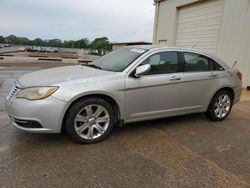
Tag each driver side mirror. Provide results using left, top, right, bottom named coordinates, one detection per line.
left=135, top=64, right=151, bottom=78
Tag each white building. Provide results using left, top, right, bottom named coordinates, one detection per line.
left=153, top=0, right=250, bottom=87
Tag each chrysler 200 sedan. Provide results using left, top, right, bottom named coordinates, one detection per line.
left=5, top=46, right=242, bottom=143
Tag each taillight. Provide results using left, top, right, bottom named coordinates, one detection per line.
left=237, top=72, right=242, bottom=81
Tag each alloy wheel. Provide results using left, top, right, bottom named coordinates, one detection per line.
left=214, top=94, right=231, bottom=119
left=74, top=104, right=110, bottom=140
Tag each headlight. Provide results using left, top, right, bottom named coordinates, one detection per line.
left=16, top=86, right=59, bottom=100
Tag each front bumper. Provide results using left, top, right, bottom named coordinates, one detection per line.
left=5, top=95, right=67, bottom=133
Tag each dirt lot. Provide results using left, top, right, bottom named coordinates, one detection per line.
left=0, top=48, right=100, bottom=67
left=0, top=61, right=250, bottom=187
left=0, top=62, right=76, bottom=69
left=7, top=51, right=77, bottom=58
left=0, top=53, right=99, bottom=68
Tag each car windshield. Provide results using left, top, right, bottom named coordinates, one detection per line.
left=89, top=47, right=147, bottom=72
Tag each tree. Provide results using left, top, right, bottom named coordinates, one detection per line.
left=48, top=39, right=62, bottom=47
left=0, top=35, right=5, bottom=43
left=33, top=38, right=43, bottom=46
left=76, top=38, right=89, bottom=48
left=5, top=35, right=18, bottom=44
left=63, top=40, right=75, bottom=48
left=18, top=37, right=29, bottom=45
left=0, top=35, right=110, bottom=51
left=90, top=37, right=110, bottom=50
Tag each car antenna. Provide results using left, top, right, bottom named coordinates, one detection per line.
left=192, top=44, right=196, bottom=48
left=232, top=60, right=237, bottom=68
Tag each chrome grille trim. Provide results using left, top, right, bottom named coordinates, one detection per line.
left=6, top=81, right=21, bottom=100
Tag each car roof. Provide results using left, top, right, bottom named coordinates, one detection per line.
left=129, top=45, right=207, bottom=53
left=128, top=45, right=214, bottom=58
left=126, top=45, right=230, bottom=69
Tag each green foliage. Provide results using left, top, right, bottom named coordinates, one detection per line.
left=0, top=35, right=111, bottom=50
left=47, top=39, right=62, bottom=47
left=90, top=37, right=110, bottom=50
left=0, top=35, right=5, bottom=43
left=63, top=38, right=89, bottom=48
left=77, top=38, right=89, bottom=48
left=19, top=37, right=30, bottom=45
left=33, top=38, right=43, bottom=46
left=5, top=35, right=32, bottom=45
left=5, top=35, right=18, bottom=44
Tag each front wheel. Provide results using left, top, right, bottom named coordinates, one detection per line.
left=206, top=90, right=233, bottom=121
left=65, top=98, right=115, bottom=144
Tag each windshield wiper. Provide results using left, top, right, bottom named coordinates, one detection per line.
left=82, top=64, right=102, bottom=70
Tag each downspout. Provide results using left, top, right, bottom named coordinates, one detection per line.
left=153, top=0, right=162, bottom=44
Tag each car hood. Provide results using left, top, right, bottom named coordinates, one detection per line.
left=18, top=65, right=115, bottom=87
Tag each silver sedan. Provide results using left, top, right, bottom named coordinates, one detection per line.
left=5, top=46, right=243, bottom=143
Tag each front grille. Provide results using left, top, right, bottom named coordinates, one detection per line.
left=6, top=81, right=20, bottom=100
left=13, top=118, right=43, bottom=128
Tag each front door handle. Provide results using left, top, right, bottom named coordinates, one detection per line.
left=208, top=73, right=217, bottom=78
left=170, top=76, right=182, bottom=81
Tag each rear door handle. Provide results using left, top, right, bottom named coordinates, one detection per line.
left=170, top=76, right=182, bottom=81
left=208, top=73, right=217, bottom=78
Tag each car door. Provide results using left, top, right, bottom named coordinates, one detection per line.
left=179, top=51, right=223, bottom=113
left=125, top=51, right=183, bottom=122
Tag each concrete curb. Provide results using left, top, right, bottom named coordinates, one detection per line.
left=77, top=59, right=92, bottom=64
left=62, top=56, right=78, bottom=59
left=0, top=54, right=13, bottom=57
left=38, top=58, right=62, bottom=61
left=28, top=55, right=48, bottom=58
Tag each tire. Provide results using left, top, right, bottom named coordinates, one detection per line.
left=206, top=90, right=233, bottom=121
left=65, top=97, right=115, bottom=144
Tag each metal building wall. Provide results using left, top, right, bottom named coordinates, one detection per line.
left=153, top=0, right=250, bottom=87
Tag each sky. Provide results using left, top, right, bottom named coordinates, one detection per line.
left=0, top=0, right=155, bottom=42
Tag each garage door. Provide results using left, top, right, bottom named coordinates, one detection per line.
left=176, top=0, right=224, bottom=54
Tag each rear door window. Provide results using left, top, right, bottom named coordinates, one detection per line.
left=183, top=52, right=209, bottom=72
left=182, top=52, right=223, bottom=72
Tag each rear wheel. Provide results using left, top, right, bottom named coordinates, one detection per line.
left=206, top=90, right=233, bottom=121
left=65, top=98, right=115, bottom=144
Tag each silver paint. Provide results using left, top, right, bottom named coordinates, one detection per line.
left=5, top=46, right=243, bottom=133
